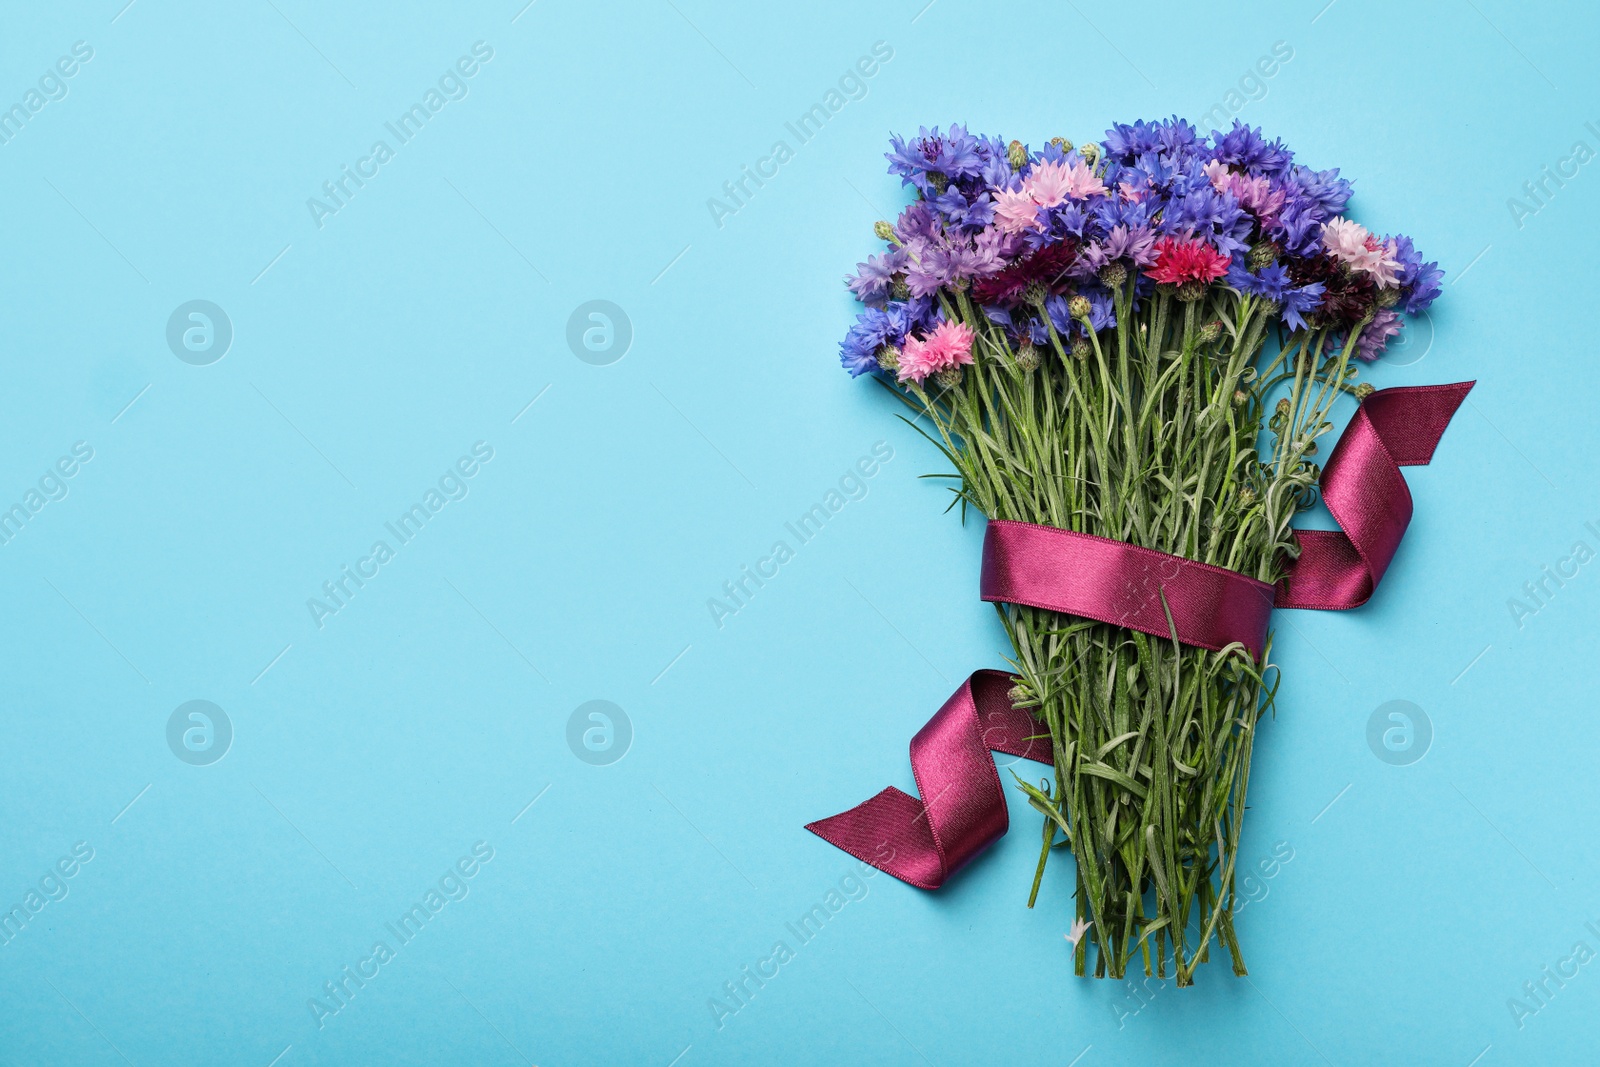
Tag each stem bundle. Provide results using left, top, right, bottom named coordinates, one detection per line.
left=897, top=283, right=1363, bottom=982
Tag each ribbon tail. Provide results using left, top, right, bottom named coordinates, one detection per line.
left=804, top=787, right=947, bottom=889
left=805, top=670, right=1050, bottom=890
left=1277, top=381, right=1473, bottom=611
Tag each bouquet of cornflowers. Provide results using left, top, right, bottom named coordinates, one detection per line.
left=836, top=118, right=1442, bottom=983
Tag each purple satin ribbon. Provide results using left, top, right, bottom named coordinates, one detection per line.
left=981, top=523, right=1277, bottom=659
left=808, top=381, right=1474, bottom=889
left=804, top=670, right=1052, bottom=889
left=1273, top=381, right=1474, bottom=610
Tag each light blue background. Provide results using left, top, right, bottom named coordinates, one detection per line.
left=0, top=0, right=1592, bottom=1063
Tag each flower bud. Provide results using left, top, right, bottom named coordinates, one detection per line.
left=1375, top=286, right=1400, bottom=308
left=1070, top=337, right=1090, bottom=360
left=1177, top=280, right=1206, bottom=302
left=876, top=346, right=900, bottom=372
left=891, top=276, right=910, bottom=300
left=1014, top=341, right=1041, bottom=372
left=1007, top=140, right=1028, bottom=169
left=1023, top=280, right=1049, bottom=308
left=1098, top=262, right=1127, bottom=288
left=1007, top=683, right=1032, bottom=706
left=1077, top=142, right=1100, bottom=166
left=1247, top=241, right=1279, bottom=270
left=1068, top=295, right=1092, bottom=320
left=1198, top=321, right=1222, bottom=343
left=1238, top=487, right=1256, bottom=505
left=873, top=220, right=895, bottom=242
left=935, top=366, right=963, bottom=389
left=1275, top=398, right=1291, bottom=416
left=1354, top=382, right=1375, bottom=400
left=1049, top=136, right=1074, bottom=154
left=1233, top=389, right=1248, bottom=406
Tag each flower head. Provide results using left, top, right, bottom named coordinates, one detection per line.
left=1023, top=158, right=1106, bottom=207
left=1229, top=261, right=1295, bottom=304
left=1319, top=218, right=1403, bottom=290
left=1281, top=283, right=1325, bottom=332
left=993, top=183, right=1041, bottom=234
left=845, top=249, right=907, bottom=305
left=1390, top=234, right=1444, bottom=314
left=838, top=304, right=916, bottom=377
left=1209, top=121, right=1293, bottom=176
left=897, top=320, right=975, bottom=383
left=1353, top=307, right=1403, bottom=361
left=886, top=125, right=985, bottom=193
left=896, top=333, right=939, bottom=382
left=1145, top=236, right=1230, bottom=287
left=971, top=240, right=1080, bottom=306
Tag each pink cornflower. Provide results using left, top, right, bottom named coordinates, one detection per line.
left=1023, top=159, right=1073, bottom=207
left=993, top=185, right=1040, bottom=234
left=997, top=158, right=1111, bottom=234
left=1232, top=176, right=1285, bottom=224
left=1024, top=158, right=1106, bottom=208
left=1322, top=217, right=1402, bottom=288
left=896, top=335, right=940, bottom=382
left=897, top=321, right=974, bottom=383
left=1321, top=217, right=1372, bottom=262
left=925, top=320, right=975, bottom=371
left=1205, top=160, right=1285, bottom=224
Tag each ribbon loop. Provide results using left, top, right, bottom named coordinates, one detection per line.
left=1275, top=381, right=1473, bottom=610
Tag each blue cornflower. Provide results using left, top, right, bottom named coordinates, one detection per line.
left=1155, top=116, right=1203, bottom=161
left=930, top=187, right=994, bottom=230
left=1386, top=234, right=1444, bottom=313
left=1281, top=283, right=1325, bottom=332
left=1272, top=203, right=1325, bottom=257
left=885, top=125, right=985, bottom=193
left=1045, top=294, right=1074, bottom=336
left=1403, top=260, right=1444, bottom=314
left=838, top=303, right=917, bottom=377
left=1103, top=120, right=1166, bottom=162
left=977, top=135, right=1016, bottom=188
left=1229, top=261, right=1294, bottom=301
left=1209, top=121, right=1294, bottom=176
left=838, top=317, right=882, bottom=377
left=1086, top=288, right=1117, bottom=331
left=1286, top=164, right=1353, bottom=218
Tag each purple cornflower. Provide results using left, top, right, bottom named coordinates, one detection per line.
left=1354, top=307, right=1404, bottom=361
left=845, top=249, right=907, bottom=305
